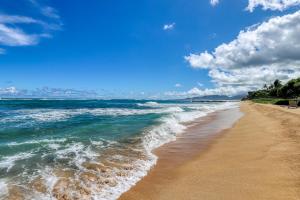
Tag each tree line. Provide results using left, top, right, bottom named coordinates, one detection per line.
left=245, top=77, right=300, bottom=100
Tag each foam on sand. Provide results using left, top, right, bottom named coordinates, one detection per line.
left=0, top=179, right=8, bottom=199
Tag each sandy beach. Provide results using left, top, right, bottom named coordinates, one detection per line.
left=120, top=102, right=300, bottom=200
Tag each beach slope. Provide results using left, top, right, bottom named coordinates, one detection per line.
left=120, top=102, right=300, bottom=200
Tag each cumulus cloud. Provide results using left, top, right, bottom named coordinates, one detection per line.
left=210, top=0, right=219, bottom=6
left=247, top=0, right=300, bottom=12
left=164, top=86, right=251, bottom=98
left=163, top=23, right=175, bottom=30
left=185, top=10, right=300, bottom=71
left=183, top=10, right=300, bottom=97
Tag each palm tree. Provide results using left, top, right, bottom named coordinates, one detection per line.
left=274, top=79, right=282, bottom=88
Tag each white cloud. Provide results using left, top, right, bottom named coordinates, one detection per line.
left=187, top=86, right=249, bottom=96
left=247, top=0, right=300, bottom=12
left=210, top=0, right=219, bottom=6
left=197, top=82, right=204, bottom=87
left=187, top=87, right=202, bottom=95
left=185, top=10, right=300, bottom=71
left=0, top=15, right=42, bottom=24
left=164, top=86, right=250, bottom=98
left=41, top=6, right=60, bottom=19
left=0, top=24, right=38, bottom=46
left=0, top=1, right=61, bottom=53
left=0, top=14, right=61, bottom=30
left=163, top=23, right=175, bottom=30
left=186, top=51, right=214, bottom=69
left=174, top=83, right=182, bottom=88
left=29, top=0, right=61, bottom=19
left=0, top=86, right=19, bottom=95
left=184, top=10, right=300, bottom=97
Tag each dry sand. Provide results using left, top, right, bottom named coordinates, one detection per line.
left=120, top=102, right=300, bottom=200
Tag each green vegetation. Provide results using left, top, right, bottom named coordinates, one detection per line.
left=251, top=98, right=287, bottom=104
left=243, top=77, right=300, bottom=105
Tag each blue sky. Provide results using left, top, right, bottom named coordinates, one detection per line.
left=1, top=0, right=300, bottom=98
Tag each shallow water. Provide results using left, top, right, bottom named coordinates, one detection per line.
left=0, top=99, right=239, bottom=200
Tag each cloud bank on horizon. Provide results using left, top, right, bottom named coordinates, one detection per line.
left=0, top=86, right=164, bottom=100
left=164, top=0, right=300, bottom=99
left=0, top=86, right=98, bottom=99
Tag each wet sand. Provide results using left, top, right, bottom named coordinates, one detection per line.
left=120, top=102, right=300, bottom=200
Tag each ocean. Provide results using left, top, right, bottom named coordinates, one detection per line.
left=0, top=99, right=238, bottom=200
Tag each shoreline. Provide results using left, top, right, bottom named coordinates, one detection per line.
left=119, top=102, right=300, bottom=200
left=119, top=105, right=243, bottom=199
left=151, top=105, right=243, bottom=170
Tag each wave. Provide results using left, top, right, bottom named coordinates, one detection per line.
left=0, top=152, right=34, bottom=172
left=0, top=101, right=239, bottom=200
left=6, top=138, right=67, bottom=147
left=137, top=101, right=160, bottom=107
left=0, top=107, right=185, bottom=126
left=92, top=102, right=239, bottom=199
left=142, top=102, right=238, bottom=153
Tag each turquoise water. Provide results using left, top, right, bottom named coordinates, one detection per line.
left=0, top=99, right=238, bottom=200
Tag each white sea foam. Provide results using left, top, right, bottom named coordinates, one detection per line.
left=6, top=138, right=67, bottom=147
left=56, top=142, right=99, bottom=169
left=0, top=152, right=34, bottom=171
left=0, top=179, right=8, bottom=199
left=0, top=107, right=185, bottom=125
left=28, top=167, right=59, bottom=200
left=47, top=143, right=61, bottom=150
left=137, top=101, right=160, bottom=107
left=41, top=167, right=59, bottom=193
left=142, top=102, right=238, bottom=153
left=163, top=106, right=184, bottom=112
left=90, top=140, right=104, bottom=146
left=91, top=156, right=156, bottom=200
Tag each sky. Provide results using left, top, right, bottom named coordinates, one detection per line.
left=0, top=0, right=300, bottom=99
